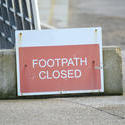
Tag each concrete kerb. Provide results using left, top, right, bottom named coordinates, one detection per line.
left=103, top=46, right=123, bottom=95
left=0, top=46, right=123, bottom=99
left=0, top=49, right=17, bottom=99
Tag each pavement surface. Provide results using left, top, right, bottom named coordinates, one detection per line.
left=0, top=0, right=125, bottom=125
left=68, top=0, right=125, bottom=50
left=0, top=96, right=125, bottom=125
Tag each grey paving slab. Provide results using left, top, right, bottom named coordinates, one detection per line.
left=62, top=95, right=125, bottom=107
left=0, top=98, right=125, bottom=125
left=100, top=105, right=125, bottom=118
left=62, top=95, right=125, bottom=119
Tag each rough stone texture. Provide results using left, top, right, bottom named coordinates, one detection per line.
left=103, top=46, right=123, bottom=95
left=0, top=50, right=17, bottom=99
left=0, top=47, right=123, bottom=99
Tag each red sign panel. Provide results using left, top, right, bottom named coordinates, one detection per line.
left=18, top=44, right=102, bottom=95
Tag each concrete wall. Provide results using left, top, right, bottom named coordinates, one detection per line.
left=0, top=47, right=123, bottom=99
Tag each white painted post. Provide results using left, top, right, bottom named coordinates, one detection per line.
left=31, top=0, right=41, bottom=30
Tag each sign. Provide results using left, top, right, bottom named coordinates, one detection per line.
left=16, top=28, right=104, bottom=96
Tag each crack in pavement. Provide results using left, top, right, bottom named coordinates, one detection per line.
left=61, top=99, right=125, bottom=120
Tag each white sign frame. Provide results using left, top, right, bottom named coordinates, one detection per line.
left=16, top=27, right=104, bottom=96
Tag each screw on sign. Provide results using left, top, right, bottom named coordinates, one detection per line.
left=16, top=28, right=104, bottom=96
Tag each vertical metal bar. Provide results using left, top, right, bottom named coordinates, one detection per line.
left=29, top=0, right=35, bottom=29
left=13, top=0, right=23, bottom=30
left=1, top=0, right=11, bottom=36
left=7, top=0, right=15, bottom=26
left=0, top=0, right=4, bottom=49
left=21, top=0, right=31, bottom=29
left=7, top=0, right=16, bottom=45
left=30, top=0, right=41, bottom=30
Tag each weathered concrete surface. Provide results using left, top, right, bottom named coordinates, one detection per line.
left=0, top=50, right=17, bottom=99
left=103, top=47, right=123, bottom=94
left=0, top=96, right=125, bottom=125
left=0, top=47, right=123, bottom=99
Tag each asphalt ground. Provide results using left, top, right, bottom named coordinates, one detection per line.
left=68, top=0, right=125, bottom=50
left=0, top=0, right=125, bottom=125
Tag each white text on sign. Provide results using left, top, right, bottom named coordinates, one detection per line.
left=32, top=57, right=88, bottom=80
